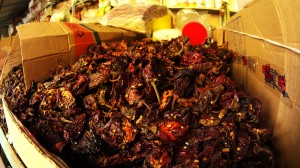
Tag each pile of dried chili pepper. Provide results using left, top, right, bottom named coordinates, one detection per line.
left=2, top=36, right=274, bottom=168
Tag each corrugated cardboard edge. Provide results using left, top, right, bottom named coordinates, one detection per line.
left=212, top=28, right=224, bottom=46
left=0, top=127, right=25, bottom=168
left=2, top=96, right=69, bottom=168
left=0, top=36, right=15, bottom=68
left=0, top=35, right=22, bottom=85
left=226, top=0, right=300, bottom=167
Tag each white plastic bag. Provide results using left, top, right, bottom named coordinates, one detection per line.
left=101, top=4, right=172, bottom=36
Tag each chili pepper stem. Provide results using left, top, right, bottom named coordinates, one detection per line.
left=174, top=42, right=184, bottom=56
left=150, top=80, right=161, bottom=105
left=211, top=64, right=223, bottom=74
left=171, top=94, right=178, bottom=111
left=140, top=100, right=151, bottom=112
left=173, top=66, right=184, bottom=70
left=208, top=54, right=219, bottom=60
left=59, top=117, right=75, bottom=124
left=99, top=89, right=117, bottom=110
left=109, top=75, right=121, bottom=82
left=211, top=93, right=221, bottom=105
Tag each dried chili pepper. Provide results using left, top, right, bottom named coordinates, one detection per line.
left=2, top=36, right=275, bottom=168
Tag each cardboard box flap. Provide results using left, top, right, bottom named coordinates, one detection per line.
left=15, top=22, right=67, bottom=39
left=17, top=22, right=90, bottom=61
left=227, top=0, right=300, bottom=50
left=0, top=35, right=22, bottom=85
left=16, top=22, right=138, bottom=87
left=276, top=0, right=300, bottom=49
left=17, top=22, right=138, bottom=61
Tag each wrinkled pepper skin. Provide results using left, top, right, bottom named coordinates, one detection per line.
left=2, top=36, right=274, bottom=168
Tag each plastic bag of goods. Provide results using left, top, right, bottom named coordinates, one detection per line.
left=100, top=4, right=173, bottom=37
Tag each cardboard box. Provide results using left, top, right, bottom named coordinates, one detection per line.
left=225, top=0, right=300, bottom=167
left=2, top=1, right=300, bottom=166
left=0, top=36, right=15, bottom=68
left=16, top=22, right=138, bottom=88
left=0, top=35, right=22, bottom=85
left=2, top=97, right=68, bottom=168
left=237, top=0, right=254, bottom=10
left=1, top=22, right=140, bottom=168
